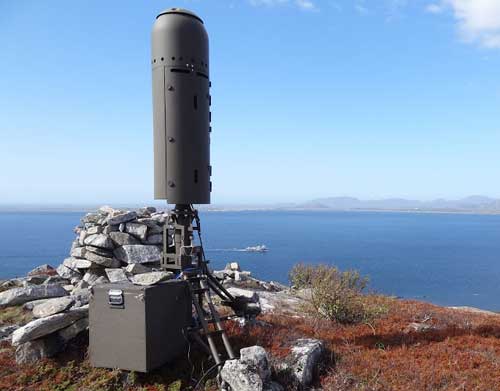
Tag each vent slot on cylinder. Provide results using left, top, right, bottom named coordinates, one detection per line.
left=171, top=68, right=190, bottom=74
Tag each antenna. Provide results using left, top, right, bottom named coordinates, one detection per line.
left=152, top=7, right=211, bottom=205
left=90, top=9, right=258, bottom=378
left=151, top=7, right=258, bottom=371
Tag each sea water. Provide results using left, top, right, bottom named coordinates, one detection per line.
left=1, top=210, right=499, bottom=311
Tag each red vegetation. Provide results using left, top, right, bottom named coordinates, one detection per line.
left=232, top=299, right=500, bottom=391
left=0, top=299, right=499, bottom=390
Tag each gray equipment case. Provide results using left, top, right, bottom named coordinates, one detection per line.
left=89, top=281, right=192, bottom=372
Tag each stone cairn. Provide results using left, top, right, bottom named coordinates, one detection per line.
left=0, top=207, right=325, bottom=390
left=61, top=205, right=173, bottom=287
left=0, top=206, right=267, bottom=365
left=0, top=206, right=174, bottom=364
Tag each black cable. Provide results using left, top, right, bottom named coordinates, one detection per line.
left=193, top=362, right=225, bottom=390
left=191, top=205, right=209, bottom=271
left=181, top=328, right=197, bottom=384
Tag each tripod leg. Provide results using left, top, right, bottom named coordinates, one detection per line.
left=200, top=279, right=236, bottom=359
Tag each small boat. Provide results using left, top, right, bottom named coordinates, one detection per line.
left=243, top=245, right=268, bottom=253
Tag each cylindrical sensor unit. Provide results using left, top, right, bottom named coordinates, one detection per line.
left=152, top=8, right=211, bottom=204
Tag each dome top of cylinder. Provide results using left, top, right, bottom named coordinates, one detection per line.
left=156, top=8, right=203, bottom=23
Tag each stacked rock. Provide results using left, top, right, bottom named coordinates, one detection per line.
left=0, top=206, right=175, bottom=364
left=0, top=264, right=90, bottom=364
left=213, top=262, right=287, bottom=293
left=12, top=301, right=89, bottom=364
left=58, top=206, right=174, bottom=290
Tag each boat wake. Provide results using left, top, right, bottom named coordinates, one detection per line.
left=207, top=244, right=268, bottom=253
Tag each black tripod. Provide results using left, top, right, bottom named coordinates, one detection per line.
left=162, top=204, right=259, bottom=367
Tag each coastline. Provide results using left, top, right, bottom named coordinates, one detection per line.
left=1, top=205, right=500, bottom=216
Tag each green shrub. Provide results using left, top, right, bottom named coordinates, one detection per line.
left=289, top=263, right=384, bottom=324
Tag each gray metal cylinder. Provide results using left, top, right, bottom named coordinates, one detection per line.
left=152, top=8, right=211, bottom=204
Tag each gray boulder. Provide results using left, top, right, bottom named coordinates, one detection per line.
left=93, top=276, right=109, bottom=286
left=213, top=270, right=228, bottom=280
left=28, top=264, right=55, bottom=277
left=63, top=284, right=74, bottom=293
left=221, top=346, right=280, bottom=391
left=78, top=230, right=87, bottom=246
left=99, top=205, right=116, bottom=215
left=0, top=325, right=19, bottom=342
left=146, top=234, right=163, bottom=245
left=124, top=263, right=152, bottom=275
left=125, top=222, right=148, bottom=241
left=62, top=257, right=80, bottom=269
left=43, top=275, right=70, bottom=285
left=85, top=251, right=121, bottom=268
left=221, top=359, right=264, bottom=391
left=71, top=239, right=80, bottom=250
left=83, top=270, right=108, bottom=286
left=70, top=246, right=87, bottom=258
left=150, top=212, right=168, bottom=224
left=11, top=306, right=88, bottom=345
left=105, top=268, right=129, bottom=283
left=86, top=226, right=102, bottom=235
left=25, top=275, right=48, bottom=285
left=58, top=317, right=89, bottom=343
left=227, top=262, right=241, bottom=272
left=114, top=245, right=162, bottom=264
left=131, top=271, right=173, bottom=286
left=103, top=224, right=119, bottom=234
left=108, top=231, right=140, bottom=246
left=1, top=278, right=24, bottom=290
left=285, top=339, right=324, bottom=387
left=82, top=212, right=101, bottom=224
left=32, top=296, right=75, bottom=318
left=70, top=276, right=82, bottom=285
left=74, top=259, right=94, bottom=269
left=23, top=298, right=52, bottom=311
left=75, top=280, right=89, bottom=290
left=226, top=287, right=260, bottom=303
left=85, top=245, right=113, bottom=257
left=84, top=234, right=114, bottom=249
left=240, top=346, right=271, bottom=382
left=107, top=211, right=138, bottom=225
left=15, top=334, right=63, bottom=364
left=137, top=206, right=156, bottom=217
left=71, top=288, right=90, bottom=306
left=0, top=285, right=68, bottom=307
left=57, top=264, right=81, bottom=280
left=137, top=218, right=164, bottom=234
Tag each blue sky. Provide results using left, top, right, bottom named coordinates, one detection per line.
left=0, top=0, right=499, bottom=205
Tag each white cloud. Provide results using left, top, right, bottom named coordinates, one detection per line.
left=355, top=3, right=369, bottom=15
left=249, top=0, right=287, bottom=6
left=434, top=1, right=500, bottom=48
left=296, top=0, right=317, bottom=10
left=249, top=0, right=318, bottom=11
left=425, top=3, right=444, bottom=14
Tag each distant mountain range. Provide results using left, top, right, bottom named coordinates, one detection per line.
left=2, top=196, right=500, bottom=214
left=296, top=196, right=500, bottom=213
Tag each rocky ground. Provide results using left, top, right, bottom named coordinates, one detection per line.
left=0, top=206, right=325, bottom=390
left=1, top=207, right=500, bottom=390
left=0, top=207, right=174, bottom=364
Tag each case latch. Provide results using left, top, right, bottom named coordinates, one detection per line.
left=108, top=289, right=124, bottom=309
